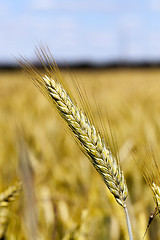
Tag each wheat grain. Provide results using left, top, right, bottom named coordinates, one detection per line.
left=21, top=49, right=128, bottom=208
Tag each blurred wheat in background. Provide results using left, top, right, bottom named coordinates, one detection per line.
left=1, top=50, right=160, bottom=239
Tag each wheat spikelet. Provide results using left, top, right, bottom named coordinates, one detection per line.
left=151, top=183, right=160, bottom=213
left=0, top=182, right=21, bottom=238
left=21, top=48, right=128, bottom=207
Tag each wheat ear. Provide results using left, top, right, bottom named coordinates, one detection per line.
left=42, top=74, right=128, bottom=206
left=41, top=73, right=133, bottom=238
left=137, top=144, right=160, bottom=211
left=21, top=49, right=128, bottom=207
left=0, top=182, right=21, bottom=238
left=21, top=48, right=134, bottom=239
left=151, top=183, right=160, bottom=213
left=136, top=143, right=160, bottom=238
left=0, top=182, right=21, bottom=205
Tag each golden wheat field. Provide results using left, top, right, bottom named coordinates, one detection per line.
left=1, top=68, right=160, bottom=240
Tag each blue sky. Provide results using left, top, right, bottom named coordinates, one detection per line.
left=1, top=0, right=160, bottom=64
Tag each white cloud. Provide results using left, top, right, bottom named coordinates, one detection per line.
left=90, top=32, right=117, bottom=48
left=30, top=0, right=118, bottom=12
left=31, top=0, right=56, bottom=11
left=150, top=0, right=160, bottom=11
left=148, top=33, right=160, bottom=57
left=0, top=11, right=78, bottom=63
left=121, top=14, right=141, bottom=30
left=0, top=2, right=10, bottom=17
